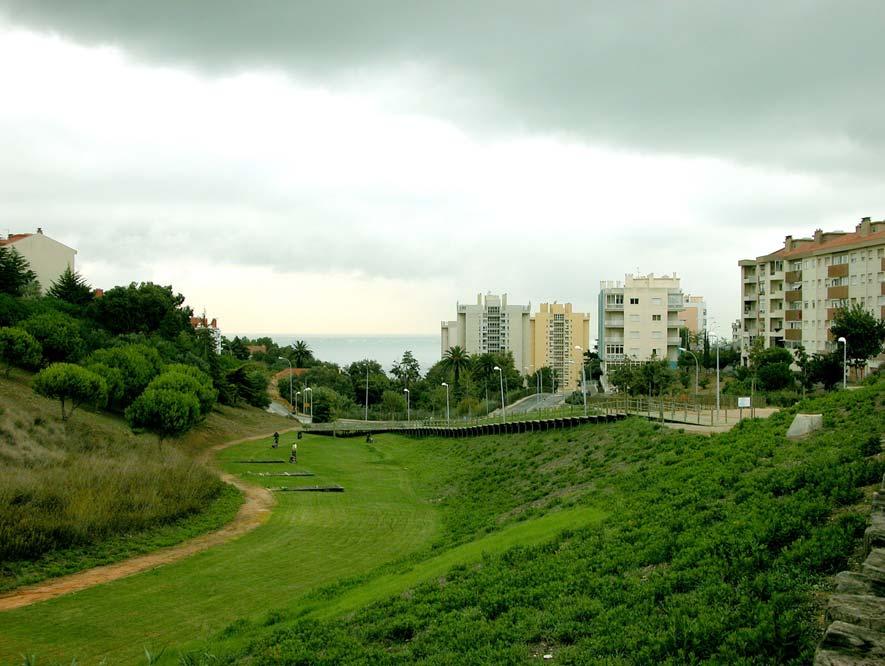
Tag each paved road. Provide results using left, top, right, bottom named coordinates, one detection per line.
left=501, top=392, right=566, bottom=415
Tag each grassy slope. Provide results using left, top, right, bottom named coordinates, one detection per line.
left=0, top=383, right=881, bottom=664
left=199, top=383, right=884, bottom=664
left=0, top=373, right=290, bottom=591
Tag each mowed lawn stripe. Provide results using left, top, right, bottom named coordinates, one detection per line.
left=0, top=435, right=439, bottom=663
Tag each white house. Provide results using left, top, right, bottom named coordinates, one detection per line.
left=0, top=228, right=77, bottom=294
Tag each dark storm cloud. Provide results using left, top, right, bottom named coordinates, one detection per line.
left=3, top=1, right=885, bottom=176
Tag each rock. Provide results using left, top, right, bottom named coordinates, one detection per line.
left=865, top=514, right=885, bottom=555
left=817, top=621, right=885, bottom=660
left=786, top=413, right=823, bottom=439
left=862, top=549, right=885, bottom=588
left=836, top=572, right=877, bottom=596
left=827, top=595, right=885, bottom=632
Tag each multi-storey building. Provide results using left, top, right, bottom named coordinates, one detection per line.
left=677, top=295, right=707, bottom=335
left=739, top=216, right=885, bottom=365
left=0, top=228, right=76, bottom=294
left=440, top=293, right=532, bottom=371
left=529, top=303, right=591, bottom=392
left=597, top=273, right=684, bottom=372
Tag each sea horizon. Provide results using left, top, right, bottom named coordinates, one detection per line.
left=232, top=333, right=440, bottom=373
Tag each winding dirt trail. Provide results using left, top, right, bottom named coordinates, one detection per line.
left=0, top=429, right=296, bottom=612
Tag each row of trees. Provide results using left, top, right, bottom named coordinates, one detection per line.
left=0, top=252, right=273, bottom=437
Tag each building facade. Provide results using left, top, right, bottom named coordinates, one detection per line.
left=597, top=273, right=684, bottom=372
left=440, top=293, right=532, bottom=372
left=739, top=216, right=885, bottom=365
left=677, top=295, right=707, bottom=335
left=0, top=228, right=76, bottom=294
left=190, top=315, right=222, bottom=353
left=530, top=303, right=591, bottom=392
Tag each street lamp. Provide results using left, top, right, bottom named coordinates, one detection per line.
left=441, top=382, right=450, bottom=423
left=678, top=347, right=699, bottom=399
left=403, top=387, right=410, bottom=422
left=295, top=390, right=301, bottom=414
left=304, top=387, right=313, bottom=421
left=838, top=336, right=847, bottom=389
left=575, top=346, right=588, bottom=416
left=494, top=366, right=505, bottom=423
left=364, top=365, right=370, bottom=421
left=278, top=357, right=293, bottom=411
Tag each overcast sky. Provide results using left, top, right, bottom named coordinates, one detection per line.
left=1, top=2, right=883, bottom=338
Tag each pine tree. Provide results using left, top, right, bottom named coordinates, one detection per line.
left=0, top=246, right=37, bottom=296
left=48, top=266, right=93, bottom=305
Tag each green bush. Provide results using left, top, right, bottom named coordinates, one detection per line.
left=151, top=365, right=218, bottom=416
left=0, top=326, right=42, bottom=377
left=20, top=311, right=84, bottom=364
left=87, top=344, right=163, bottom=406
left=125, top=387, right=201, bottom=438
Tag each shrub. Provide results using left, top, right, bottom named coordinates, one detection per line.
left=20, top=312, right=85, bottom=364
left=125, top=387, right=201, bottom=438
left=147, top=368, right=217, bottom=417
left=86, top=344, right=163, bottom=406
left=32, top=363, right=108, bottom=421
left=0, top=326, right=42, bottom=377
left=310, top=386, right=342, bottom=423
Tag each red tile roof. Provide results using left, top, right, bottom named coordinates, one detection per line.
left=0, top=233, right=32, bottom=246
left=768, top=228, right=885, bottom=259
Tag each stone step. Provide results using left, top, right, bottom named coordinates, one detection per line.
left=836, top=572, right=878, bottom=596
left=827, top=594, right=885, bottom=632
left=865, top=515, right=885, bottom=555
left=816, top=621, right=885, bottom=662
left=862, top=549, right=885, bottom=585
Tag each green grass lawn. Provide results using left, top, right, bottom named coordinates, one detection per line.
left=0, top=433, right=440, bottom=663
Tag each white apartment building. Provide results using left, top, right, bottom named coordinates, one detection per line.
left=440, top=293, right=532, bottom=371
left=597, top=273, right=684, bottom=372
left=0, top=228, right=76, bottom=294
left=739, top=216, right=885, bottom=365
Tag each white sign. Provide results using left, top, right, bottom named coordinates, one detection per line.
left=738, top=397, right=751, bottom=408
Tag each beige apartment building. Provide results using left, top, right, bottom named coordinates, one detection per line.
left=440, top=293, right=532, bottom=372
left=677, top=295, right=707, bottom=335
left=739, top=216, right=885, bottom=365
left=597, top=273, right=684, bottom=372
left=0, top=228, right=77, bottom=294
left=529, top=303, right=591, bottom=392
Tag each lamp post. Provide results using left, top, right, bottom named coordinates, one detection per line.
left=494, top=366, right=505, bottom=423
left=441, top=382, right=450, bottom=423
left=575, top=346, right=588, bottom=417
left=679, top=347, right=699, bottom=399
left=304, top=387, right=312, bottom=421
left=838, top=336, right=847, bottom=389
left=278, top=357, right=293, bottom=411
left=403, top=387, right=410, bottom=422
left=295, top=390, right=301, bottom=414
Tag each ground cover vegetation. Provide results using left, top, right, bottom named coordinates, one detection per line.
left=193, top=379, right=885, bottom=664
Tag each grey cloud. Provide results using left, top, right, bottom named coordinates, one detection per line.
left=3, top=1, right=885, bottom=176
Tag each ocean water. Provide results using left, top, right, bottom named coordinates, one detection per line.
left=240, top=334, right=440, bottom=374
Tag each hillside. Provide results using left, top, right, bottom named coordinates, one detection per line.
left=0, top=372, right=289, bottom=592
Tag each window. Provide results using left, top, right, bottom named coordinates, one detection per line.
left=652, top=314, right=661, bottom=321
left=629, top=330, right=640, bottom=339
left=651, top=297, right=662, bottom=306
left=652, top=331, right=662, bottom=339
left=629, top=314, right=640, bottom=322
left=851, top=253, right=857, bottom=263
left=629, top=298, right=639, bottom=305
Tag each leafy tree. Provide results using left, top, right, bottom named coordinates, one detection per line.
left=0, top=293, right=29, bottom=326
left=794, top=345, right=814, bottom=393
left=808, top=351, right=844, bottom=391
left=32, top=363, right=107, bottom=421
left=229, top=336, right=249, bottom=360
left=751, top=346, right=795, bottom=391
left=21, top=311, right=85, bottom=363
left=86, top=344, right=164, bottom=406
left=0, top=326, right=42, bottom=377
left=346, top=359, right=389, bottom=406
left=225, top=365, right=270, bottom=408
left=309, top=386, right=342, bottom=423
left=390, top=350, right=421, bottom=387
left=85, top=362, right=125, bottom=404
left=609, top=361, right=675, bottom=396
left=380, top=389, right=407, bottom=417
left=0, top=246, right=37, bottom=296
left=90, top=282, right=193, bottom=338
left=47, top=266, right=93, bottom=306
left=125, top=387, right=200, bottom=438
left=583, top=349, right=603, bottom=381
left=830, top=303, right=885, bottom=379
left=291, top=340, right=314, bottom=368
left=149, top=366, right=217, bottom=416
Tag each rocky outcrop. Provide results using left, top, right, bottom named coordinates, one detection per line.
left=815, top=466, right=885, bottom=665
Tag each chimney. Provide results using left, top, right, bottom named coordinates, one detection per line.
left=814, top=229, right=823, bottom=243
left=784, top=235, right=793, bottom=250
left=36, top=227, right=43, bottom=234
left=858, top=216, right=872, bottom=235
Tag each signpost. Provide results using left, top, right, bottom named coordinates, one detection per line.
left=738, top=396, right=751, bottom=421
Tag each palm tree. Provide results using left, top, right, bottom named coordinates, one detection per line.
left=292, top=340, right=313, bottom=368
left=441, top=346, right=471, bottom=395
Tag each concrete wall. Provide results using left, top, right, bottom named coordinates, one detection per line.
left=4, top=232, right=76, bottom=294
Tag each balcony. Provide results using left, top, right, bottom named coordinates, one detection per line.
left=785, top=310, right=802, bottom=322
left=769, top=290, right=784, bottom=300
left=769, top=308, right=784, bottom=319
left=785, top=270, right=802, bottom=283
left=785, top=289, right=802, bottom=301
left=826, top=307, right=842, bottom=321
left=743, top=293, right=757, bottom=301
left=605, top=303, right=624, bottom=311
left=881, top=281, right=885, bottom=296
left=827, top=285, right=849, bottom=299
left=785, top=329, right=802, bottom=341
left=604, top=318, right=625, bottom=327
left=667, top=337, right=682, bottom=345
left=881, top=257, right=885, bottom=271
left=827, top=263, right=849, bottom=278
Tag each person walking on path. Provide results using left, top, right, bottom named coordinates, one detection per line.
left=272, top=432, right=279, bottom=448
left=290, top=442, right=297, bottom=464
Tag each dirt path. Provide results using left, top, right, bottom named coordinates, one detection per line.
left=0, top=429, right=296, bottom=612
